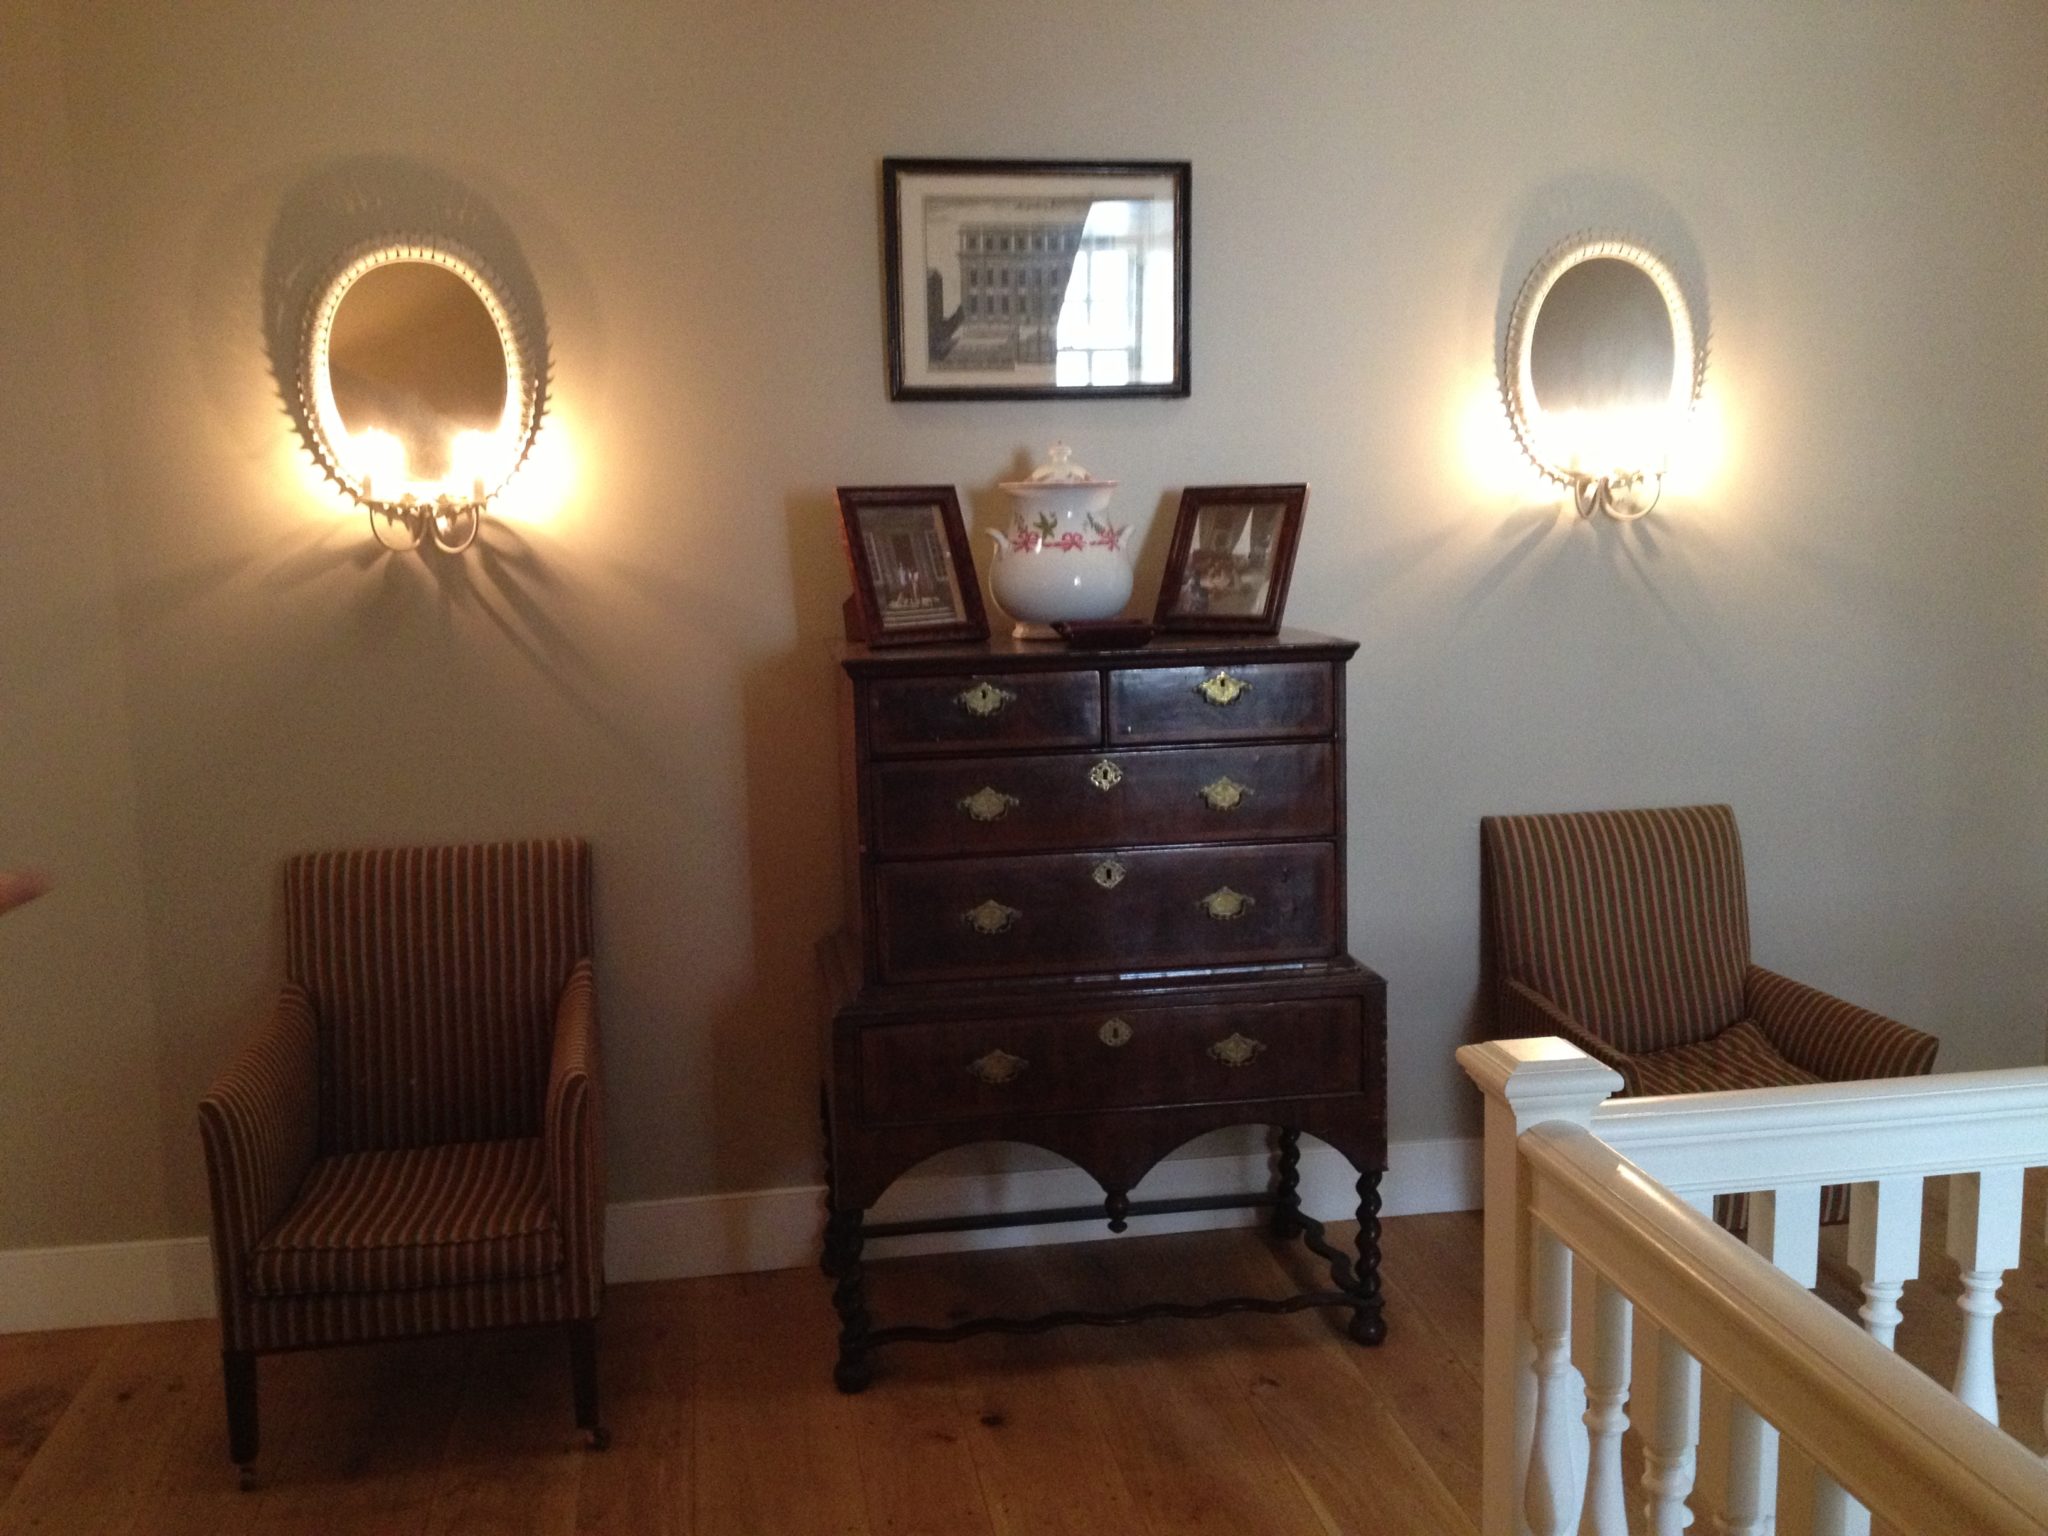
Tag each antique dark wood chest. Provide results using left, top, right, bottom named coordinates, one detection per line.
left=820, top=629, right=1387, bottom=1388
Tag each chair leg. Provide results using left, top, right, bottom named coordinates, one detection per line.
left=222, top=1351, right=259, bottom=1479
left=568, top=1320, right=608, bottom=1449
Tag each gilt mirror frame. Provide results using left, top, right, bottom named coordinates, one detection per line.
left=1501, top=234, right=1706, bottom=520
left=298, top=236, right=549, bottom=551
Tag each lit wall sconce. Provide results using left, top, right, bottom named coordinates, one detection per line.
left=1502, top=235, right=1705, bottom=521
left=299, top=239, right=547, bottom=552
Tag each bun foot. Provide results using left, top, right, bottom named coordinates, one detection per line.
left=1347, top=1307, right=1387, bottom=1347
left=834, top=1356, right=874, bottom=1394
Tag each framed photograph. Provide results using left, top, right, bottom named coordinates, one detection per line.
left=1153, top=485, right=1309, bottom=635
left=883, top=157, right=1190, bottom=401
left=836, top=485, right=989, bottom=647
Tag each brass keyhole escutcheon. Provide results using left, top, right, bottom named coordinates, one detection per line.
left=1196, top=671, right=1250, bottom=706
left=1092, top=857, right=1127, bottom=891
left=957, top=680, right=1016, bottom=718
left=1199, top=776, right=1251, bottom=812
left=964, top=899, right=1021, bottom=936
left=1098, top=1017, right=1134, bottom=1049
left=958, top=786, right=1019, bottom=823
left=1087, top=758, right=1124, bottom=793
left=1199, top=886, right=1254, bottom=921
left=968, top=1049, right=1027, bottom=1085
left=1208, top=1032, right=1266, bottom=1068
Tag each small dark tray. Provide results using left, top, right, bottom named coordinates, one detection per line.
left=1055, top=620, right=1155, bottom=650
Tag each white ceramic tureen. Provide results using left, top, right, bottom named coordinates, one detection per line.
left=987, top=443, right=1134, bottom=640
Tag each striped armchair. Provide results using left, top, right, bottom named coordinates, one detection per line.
left=199, top=839, right=604, bottom=1475
left=1481, top=805, right=1937, bottom=1225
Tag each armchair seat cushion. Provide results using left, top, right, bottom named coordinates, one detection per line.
left=1624, top=1019, right=1822, bottom=1099
left=251, top=1138, right=560, bottom=1298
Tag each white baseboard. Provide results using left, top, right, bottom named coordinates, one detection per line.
left=0, top=1135, right=1479, bottom=1334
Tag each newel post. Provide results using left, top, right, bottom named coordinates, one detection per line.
left=1458, top=1039, right=1627, bottom=1536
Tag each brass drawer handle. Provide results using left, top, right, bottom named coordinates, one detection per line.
left=1208, top=1032, right=1266, bottom=1068
left=1087, top=758, right=1124, bottom=792
left=958, top=786, right=1020, bottom=823
left=964, top=899, right=1020, bottom=936
left=1098, top=1017, right=1133, bottom=1048
left=1197, top=671, right=1251, bottom=706
left=957, top=681, right=1016, bottom=718
left=1092, top=857, right=1127, bottom=891
left=968, top=1049, right=1028, bottom=1086
left=1199, top=776, right=1252, bottom=812
left=1199, top=886, right=1254, bottom=921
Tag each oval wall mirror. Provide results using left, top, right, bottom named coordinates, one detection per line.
left=301, top=239, right=545, bottom=552
left=1503, top=236, right=1702, bottom=520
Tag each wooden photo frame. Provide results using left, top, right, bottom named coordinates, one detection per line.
left=1153, top=484, right=1309, bottom=635
left=836, top=485, right=989, bottom=647
left=883, top=157, right=1191, bottom=401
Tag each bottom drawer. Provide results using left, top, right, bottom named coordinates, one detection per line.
left=858, top=996, right=1372, bottom=1125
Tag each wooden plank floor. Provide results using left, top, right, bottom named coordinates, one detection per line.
left=0, top=1185, right=2042, bottom=1534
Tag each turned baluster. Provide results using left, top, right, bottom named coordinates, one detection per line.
left=1643, top=1327, right=1702, bottom=1536
left=1523, top=1223, right=1583, bottom=1536
left=1580, top=1275, right=1632, bottom=1536
left=1716, top=1184, right=1819, bottom=1536
left=1947, top=1166, right=2024, bottom=1425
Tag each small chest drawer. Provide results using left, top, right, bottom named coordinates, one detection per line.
left=858, top=995, right=1373, bottom=1125
left=1108, top=662, right=1334, bottom=744
left=866, top=670, right=1100, bottom=757
left=872, top=742, right=1337, bottom=856
left=873, top=841, right=1339, bottom=983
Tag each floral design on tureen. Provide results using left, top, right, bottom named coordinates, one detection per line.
left=986, top=443, right=1135, bottom=640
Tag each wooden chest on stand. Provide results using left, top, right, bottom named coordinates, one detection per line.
left=818, top=629, right=1387, bottom=1389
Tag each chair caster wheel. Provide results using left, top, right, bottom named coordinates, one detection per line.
left=585, top=1426, right=611, bottom=1451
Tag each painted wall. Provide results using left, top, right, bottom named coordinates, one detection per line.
left=0, top=4, right=166, bottom=1248
left=5, top=0, right=2044, bottom=1249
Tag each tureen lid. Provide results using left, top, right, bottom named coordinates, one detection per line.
left=999, top=441, right=1117, bottom=493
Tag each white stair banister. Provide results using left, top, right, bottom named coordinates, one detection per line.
left=1458, top=1039, right=1627, bottom=1536
left=1644, top=1327, right=1702, bottom=1536
left=1516, top=1114, right=2048, bottom=1536
left=1579, top=1276, right=1632, bottom=1536
left=1526, top=1223, right=1583, bottom=1536
left=1947, top=1166, right=2025, bottom=1425
left=1846, top=1176, right=1924, bottom=1351
left=1715, top=1184, right=1819, bottom=1536
left=1822, top=1177, right=1926, bottom=1536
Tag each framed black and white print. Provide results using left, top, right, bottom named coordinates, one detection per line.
left=883, top=158, right=1190, bottom=401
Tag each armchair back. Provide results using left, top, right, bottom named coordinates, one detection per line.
left=284, top=839, right=593, bottom=1152
left=1481, top=805, right=1750, bottom=1055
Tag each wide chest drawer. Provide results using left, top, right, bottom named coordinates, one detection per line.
left=858, top=995, right=1375, bottom=1125
left=866, top=670, right=1100, bottom=756
left=873, top=842, right=1339, bottom=983
left=1109, top=661, right=1334, bottom=744
left=871, top=742, right=1337, bottom=856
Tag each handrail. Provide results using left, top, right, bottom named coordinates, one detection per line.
left=1592, top=1064, right=2048, bottom=1196
left=1522, top=1120, right=2048, bottom=1536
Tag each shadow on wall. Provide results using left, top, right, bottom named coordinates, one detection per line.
left=258, top=156, right=554, bottom=507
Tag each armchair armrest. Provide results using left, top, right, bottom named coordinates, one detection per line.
left=546, top=958, right=603, bottom=1312
left=1745, top=964, right=1938, bottom=1082
left=197, top=985, right=319, bottom=1317
left=1500, top=978, right=1639, bottom=1088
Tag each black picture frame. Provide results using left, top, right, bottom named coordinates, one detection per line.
left=1153, top=484, right=1309, bottom=636
left=882, top=157, right=1191, bottom=401
left=835, top=485, right=989, bottom=647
